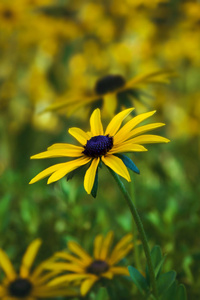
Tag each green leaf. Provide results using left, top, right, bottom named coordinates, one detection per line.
left=146, top=245, right=164, bottom=283
left=91, top=167, right=99, bottom=198
left=157, top=271, right=176, bottom=296
left=96, top=287, right=109, bottom=300
left=128, top=266, right=149, bottom=295
left=116, top=154, right=140, bottom=174
left=160, top=281, right=177, bottom=300
left=176, top=284, right=187, bottom=300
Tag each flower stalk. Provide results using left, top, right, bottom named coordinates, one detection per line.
left=109, top=168, right=158, bottom=298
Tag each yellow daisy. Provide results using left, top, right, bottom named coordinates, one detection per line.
left=0, top=239, right=77, bottom=299
left=46, top=232, right=134, bottom=296
left=29, top=108, right=169, bottom=196
left=43, top=69, right=175, bottom=117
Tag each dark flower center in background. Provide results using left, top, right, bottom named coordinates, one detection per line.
left=9, top=278, right=33, bottom=297
left=2, top=9, right=14, bottom=20
left=95, top=75, right=126, bottom=95
left=87, top=260, right=109, bottom=275
left=83, top=135, right=113, bottom=158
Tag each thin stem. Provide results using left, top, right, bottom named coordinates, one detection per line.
left=109, top=168, right=158, bottom=298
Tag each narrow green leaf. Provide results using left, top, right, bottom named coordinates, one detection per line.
left=116, top=154, right=140, bottom=174
left=176, top=284, right=187, bottom=300
left=96, top=287, right=109, bottom=300
left=160, top=281, right=177, bottom=300
left=157, top=271, right=176, bottom=296
left=91, top=167, right=98, bottom=198
left=128, top=266, right=149, bottom=294
left=146, top=245, right=163, bottom=283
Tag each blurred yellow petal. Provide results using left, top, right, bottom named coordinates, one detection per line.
left=20, top=239, right=42, bottom=278
left=127, top=123, right=166, bottom=139
left=84, top=158, right=100, bottom=194
left=54, top=252, right=86, bottom=267
left=81, top=276, right=98, bottom=296
left=69, top=128, right=90, bottom=145
left=108, top=244, right=133, bottom=265
left=102, top=93, right=117, bottom=117
left=90, top=109, right=103, bottom=135
left=0, top=249, right=16, bottom=280
left=94, top=234, right=103, bottom=260
left=109, top=266, right=129, bottom=276
left=99, top=231, right=114, bottom=260
left=45, top=262, right=84, bottom=273
left=68, top=242, right=92, bottom=263
left=47, top=157, right=91, bottom=184
left=105, top=108, right=134, bottom=136
left=48, top=274, right=90, bottom=286
left=102, top=155, right=131, bottom=182
left=31, top=148, right=83, bottom=159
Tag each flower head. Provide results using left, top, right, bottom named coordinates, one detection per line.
left=29, top=108, right=169, bottom=196
left=43, top=69, right=176, bottom=117
left=0, top=239, right=77, bottom=299
left=46, top=232, right=133, bottom=296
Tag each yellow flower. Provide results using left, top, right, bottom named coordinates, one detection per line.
left=29, top=108, right=169, bottom=195
left=46, top=232, right=133, bottom=296
left=43, top=69, right=175, bottom=117
left=0, top=239, right=77, bottom=299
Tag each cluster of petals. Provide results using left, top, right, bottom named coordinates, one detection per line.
left=30, top=108, right=169, bottom=194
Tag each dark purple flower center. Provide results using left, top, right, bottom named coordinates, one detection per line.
left=9, top=278, right=32, bottom=298
left=95, top=75, right=126, bottom=95
left=83, top=135, right=113, bottom=158
left=87, top=260, right=109, bottom=275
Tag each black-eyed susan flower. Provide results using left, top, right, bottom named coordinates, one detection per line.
left=0, top=239, right=77, bottom=299
left=44, top=69, right=175, bottom=117
left=46, top=232, right=133, bottom=296
left=29, top=108, right=169, bottom=196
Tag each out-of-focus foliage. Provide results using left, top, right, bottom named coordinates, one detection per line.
left=0, top=0, right=199, bottom=299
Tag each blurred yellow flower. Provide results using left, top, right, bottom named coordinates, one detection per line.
left=0, top=239, right=77, bottom=299
left=46, top=232, right=133, bottom=296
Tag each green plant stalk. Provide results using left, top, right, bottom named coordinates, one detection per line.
left=109, top=168, right=158, bottom=297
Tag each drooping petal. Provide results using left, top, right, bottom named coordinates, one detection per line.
left=105, top=108, right=134, bottom=136
left=81, top=276, right=98, bottom=296
left=109, top=266, right=129, bottom=276
left=102, top=93, right=117, bottom=118
left=31, top=148, right=83, bottom=159
left=68, top=128, right=90, bottom=145
left=128, top=135, right=170, bottom=144
left=94, top=234, right=103, bottom=260
left=47, top=157, right=91, bottom=184
left=29, top=163, right=73, bottom=184
left=20, top=239, right=42, bottom=278
left=68, top=241, right=92, bottom=264
left=0, top=249, right=17, bottom=280
left=90, top=109, right=103, bottom=136
left=110, top=143, right=147, bottom=154
left=84, top=158, right=100, bottom=194
left=114, top=110, right=156, bottom=144
left=102, top=155, right=131, bottom=182
left=99, top=231, right=114, bottom=260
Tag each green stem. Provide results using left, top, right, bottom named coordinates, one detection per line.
left=109, top=168, right=158, bottom=298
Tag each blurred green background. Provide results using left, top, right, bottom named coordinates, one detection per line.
left=0, top=0, right=199, bottom=298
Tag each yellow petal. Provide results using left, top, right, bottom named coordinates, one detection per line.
left=48, top=143, right=84, bottom=151
left=128, top=135, right=170, bottom=144
left=68, top=241, right=92, bottom=263
left=108, top=244, right=133, bottom=265
left=31, top=148, right=83, bottom=159
left=102, top=93, right=117, bottom=118
left=84, top=158, right=100, bottom=194
left=114, top=110, right=156, bottom=144
left=47, top=157, right=91, bottom=184
left=29, top=163, right=71, bottom=184
left=0, top=249, right=16, bottom=280
left=20, top=239, right=42, bottom=278
left=68, top=127, right=90, bottom=145
left=81, top=276, right=98, bottom=296
left=48, top=273, right=90, bottom=286
left=94, top=234, right=103, bottom=260
left=45, top=262, right=84, bottom=273
left=102, top=155, right=131, bottom=182
left=109, top=266, right=129, bottom=276
left=105, top=108, right=134, bottom=136
left=101, top=271, right=113, bottom=279
left=109, top=143, right=147, bottom=154
left=54, top=252, right=87, bottom=267
left=99, top=231, right=114, bottom=260
left=113, top=234, right=133, bottom=252
left=125, top=123, right=166, bottom=140
left=90, top=109, right=103, bottom=136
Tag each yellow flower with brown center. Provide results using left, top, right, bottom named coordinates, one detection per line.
left=29, top=108, right=169, bottom=196
left=43, top=69, right=175, bottom=117
left=0, top=239, right=77, bottom=299
left=46, top=232, right=134, bottom=296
